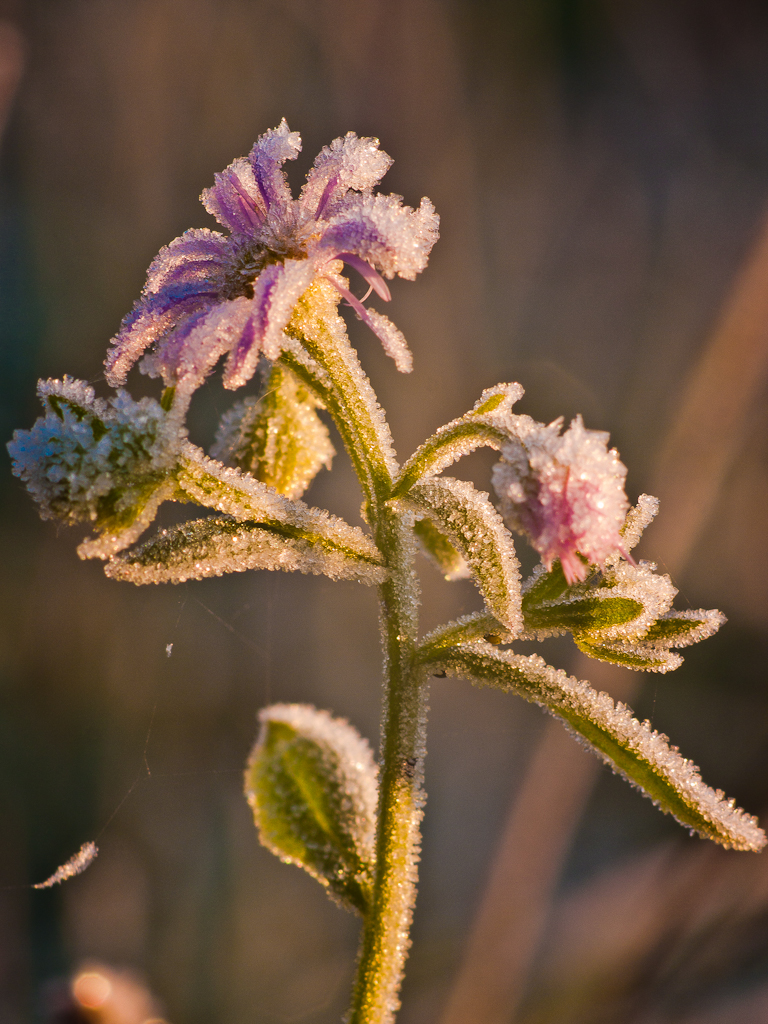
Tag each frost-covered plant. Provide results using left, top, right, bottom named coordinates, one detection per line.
left=8, top=123, right=765, bottom=1024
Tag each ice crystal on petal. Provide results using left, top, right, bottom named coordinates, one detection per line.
left=105, top=122, right=438, bottom=401
left=493, top=414, right=629, bottom=583
left=7, top=377, right=180, bottom=557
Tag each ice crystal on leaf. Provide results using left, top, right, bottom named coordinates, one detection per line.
left=430, top=642, right=765, bottom=852
left=105, top=120, right=438, bottom=407
left=492, top=414, right=630, bottom=584
left=245, top=704, right=378, bottom=914
left=211, top=363, right=334, bottom=500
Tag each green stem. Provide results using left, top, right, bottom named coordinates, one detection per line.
left=349, top=507, right=426, bottom=1024
left=286, top=305, right=427, bottom=1023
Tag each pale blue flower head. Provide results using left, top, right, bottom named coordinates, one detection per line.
left=105, top=121, right=439, bottom=404
left=8, top=377, right=179, bottom=556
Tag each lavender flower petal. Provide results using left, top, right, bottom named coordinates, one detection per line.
left=319, top=195, right=439, bottom=280
left=334, top=253, right=391, bottom=301
left=222, top=260, right=315, bottom=389
left=249, top=119, right=302, bottom=213
left=300, top=133, right=393, bottom=219
left=201, top=158, right=267, bottom=234
left=106, top=288, right=219, bottom=386
left=328, top=276, right=412, bottom=372
left=144, top=228, right=230, bottom=295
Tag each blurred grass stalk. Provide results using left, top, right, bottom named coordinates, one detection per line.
left=439, top=206, right=768, bottom=1024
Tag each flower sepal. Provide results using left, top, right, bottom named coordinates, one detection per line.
left=211, top=362, right=334, bottom=500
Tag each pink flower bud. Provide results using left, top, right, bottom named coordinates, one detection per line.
left=492, top=415, right=629, bottom=583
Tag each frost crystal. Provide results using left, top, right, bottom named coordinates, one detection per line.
left=105, top=121, right=439, bottom=404
left=33, top=842, right=98, bottom=889
left=7, top=377, right=179, bottom=558
left=492, top=414, right=629, bottom=584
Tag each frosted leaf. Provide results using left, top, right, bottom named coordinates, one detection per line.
left=401, top=477, right=522, bottom=634
left=7, top=377, right=182, bottom=558
left=245, top=704, right=378, bottom=914
left=619, top=493, right=660, bottom=554
left=413, top=517, right=470, bottom=581
left=644, top=607, right=726, bottom=648
left=418, top=612, right=513, bottom=658
left=393, top=383, right=524, bottom=497
left=33, top=842, right=98, bottom=889
left=105, top=514, right=387, bottom=586
left=433, top=642, right=765, bottom=852
left=521, top=558, right=675, bottom=643
left=493, top=414, right=630, bottom=584
left=575, top=607, right=726, bottom=673
left=211, top=363, right=334, bottom=500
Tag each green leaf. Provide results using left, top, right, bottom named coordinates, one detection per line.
left=525, top=595, right=643, bottom=634
left=245, top=704, right=378, bottom=915
left=521, top=561, right=571, bottom=606
left=573, top=636, right=681, bottom=673
left=573, top=608, right=725, bottom=673
left=104, top=514, right=387, bottom=586
left=642, top=609, right=726, bottom=647
left=417, top=612, right=512, bottom=661
left=428, top=642, right=765, bottom=852
left=400, top=476, right=522, bottom=634
left=413, top=517, right=469, bottom=580
left=211, top=364, right=334, bottom=501
left=392, top=383, right=523, bottom=498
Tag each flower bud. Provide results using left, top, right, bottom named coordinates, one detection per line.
left=7, top=377, right=180, bottom=555
left=492, top=414, right=629, bottom=584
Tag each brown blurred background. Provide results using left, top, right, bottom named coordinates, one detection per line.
left=1, top=2, right=768, bottom=1022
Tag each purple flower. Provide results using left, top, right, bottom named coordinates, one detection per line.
left=105, top=121, right=439, bottom=402
left=492, top=415, right=630, bottom=584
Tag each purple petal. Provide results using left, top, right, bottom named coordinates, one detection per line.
left=201, top=157, right=267, bottom=234
left=106, top=288, right=218, bottom=386
left=327, top=276, right=412, bottom=373
left=159, top=298, right=255, bottom=401
left=222, top=260, right=315, bottom=388
left=318, top=194, right=439, bottom=280
left=144, top=229, right=230, bottom=295
left=249, top=119, right=302, bottom=212
left=300, top=133, right=393, bottom=219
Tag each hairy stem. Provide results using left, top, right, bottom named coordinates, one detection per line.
left=350, top=507, right=426, bottom=1024
left=289, top=310, right=426, bottom=1022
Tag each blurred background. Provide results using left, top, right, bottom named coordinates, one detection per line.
left=1, top=1, right=768, bottom=1022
